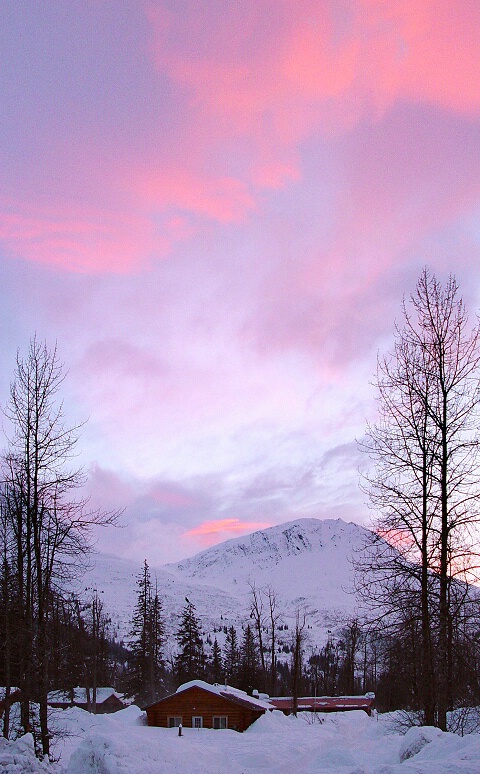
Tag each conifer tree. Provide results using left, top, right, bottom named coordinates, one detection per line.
left=238, top=624, right=260, bottom=695
left=223, top=626, right=239, bottom=685
left=208, top=637, right=223, bottom=684
left=147, top=581, right=164, bottom=699
left=127, top=561, right=164, bottom=704
left=174, top=600, right=205, bottom=685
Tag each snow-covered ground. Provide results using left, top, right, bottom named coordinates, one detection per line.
left=2, top=706, right=480, bottom=773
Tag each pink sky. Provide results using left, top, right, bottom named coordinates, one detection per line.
left=1, top=1, right=480, bottom=565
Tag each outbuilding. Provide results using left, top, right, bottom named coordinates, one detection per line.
left=269, top=694, right=375, bottom=716
left=145, top=680, right=271, bottom=732
left=47, top=687, right=127, bottom=713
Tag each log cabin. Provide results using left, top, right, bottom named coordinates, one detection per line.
left=144, top=680, right=271, bottom=732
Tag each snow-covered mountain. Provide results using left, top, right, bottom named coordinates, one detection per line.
left=81, top=518, right=372, bottom=652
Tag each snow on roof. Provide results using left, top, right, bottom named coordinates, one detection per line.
left=48, top=687, right=125, bottom=705
left=269, top=696, right=375, bottom=711
left=175, top=680, right=272, bottom=711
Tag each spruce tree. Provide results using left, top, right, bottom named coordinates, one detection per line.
left=223, top=626, right=240, bottom=686
left=127, top=561, right=164, bottom=704
left=174, top=600, right=205, bottom=685
left=147, top=581, right=164, bottom=700
left=208, top=637, right=223, bottom=684
left=238, top=624, right=260, bottom=695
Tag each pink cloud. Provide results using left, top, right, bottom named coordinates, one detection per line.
left=129, top=167, right=255, bottom=223
left=4, top=0, right=480, bottom=277
left=240, top=91, right=480, bottom=367
left=84, top=464, right=137, bottom=513
left=0, top=166, right=254, bottom=275
left=149, top=484, right=197, bottom=509
left=0, top=199, right=162, bottom=274
left=184, top=518, right=272, bottom=547
left=148, top=0, right=480, bottom=174
left=360, top=0, right=480, bottom=114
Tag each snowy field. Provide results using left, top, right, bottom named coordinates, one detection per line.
left=2, top=706, right=480, bottom=774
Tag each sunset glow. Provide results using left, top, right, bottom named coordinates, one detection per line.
left=185, top=519, right=272, bottom=546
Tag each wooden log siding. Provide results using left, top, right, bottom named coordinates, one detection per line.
left=145, top=686, right=265, bottom=732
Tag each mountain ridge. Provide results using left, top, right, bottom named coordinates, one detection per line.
left=80, top=517, right=371, bottom=651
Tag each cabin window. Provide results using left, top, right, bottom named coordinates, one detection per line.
left=168, top=716, right=182, bottom=728
left=192, top=716, right=203, bottom=728
left=213, top=716, right=228, bottom=729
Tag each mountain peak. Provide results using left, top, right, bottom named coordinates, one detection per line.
left=81, top=517, right=370, bottom=646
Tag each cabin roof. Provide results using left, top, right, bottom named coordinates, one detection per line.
left=145, top=680, right=271, bottom=712
left=47, top=687, right=125, bottom=705
left=144, top=681, right=375, bottom=715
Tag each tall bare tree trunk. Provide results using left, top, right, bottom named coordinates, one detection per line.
left=359, top=269, right=480, bottom=728
left=2, top=337, right=119, bottom=756
left=291, top=610, right=306, bottom=716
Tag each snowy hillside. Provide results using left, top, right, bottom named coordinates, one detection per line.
left=82, top=518, right=371, bottom=650
left=167, top=518, right=369, bottom=629
left=78, top=553, right=245, bottom=651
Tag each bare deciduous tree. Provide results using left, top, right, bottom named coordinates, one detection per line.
left=291, top=608, right=307, bottom=715
left=248, top=583, right=282, bottom=695
left=248, top=582, right=267, bottom=688
left=359, top=269, right=480, bottom=729
left=2, top=337, right=119, bottom=756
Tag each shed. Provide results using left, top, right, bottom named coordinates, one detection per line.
left=47, top=687, right=127, bottom=713
left=145, top=680, right=270, bottom=732
left=269, top=694, right=375, bottom=716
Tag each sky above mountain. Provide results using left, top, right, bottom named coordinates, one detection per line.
left=1, top=1, right=480, bottom=565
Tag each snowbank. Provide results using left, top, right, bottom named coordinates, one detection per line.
left=60, top=708, right=480, bottom=773
left=399, top=725, right=444, bottom=762
left=0, top=734, right=51, bottom=773
left=5, top=705, right=480, bottom=773
left=245, top=708, right=294, bottom=734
